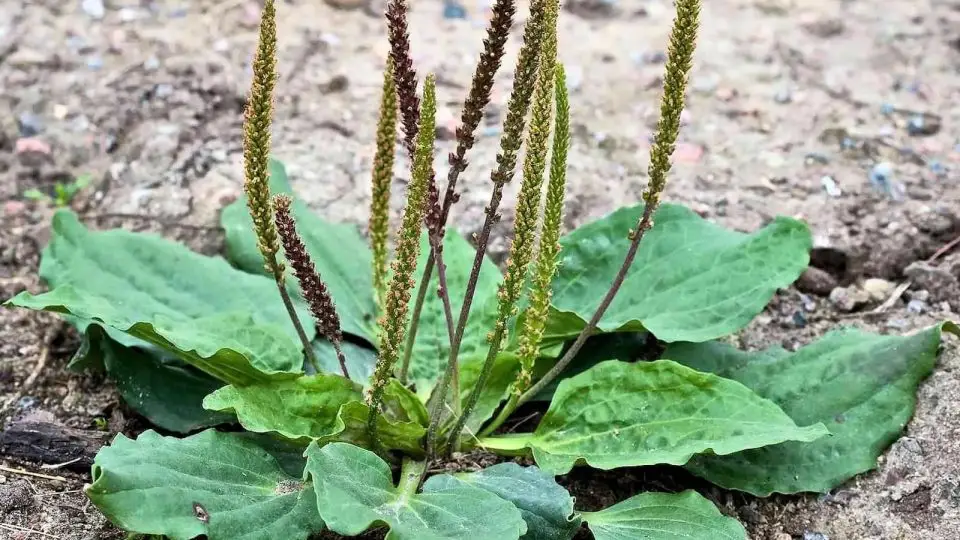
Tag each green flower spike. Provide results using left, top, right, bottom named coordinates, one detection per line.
left=366, top=74, right=438, bottom=446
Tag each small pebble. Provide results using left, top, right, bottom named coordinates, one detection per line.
left=880, top=103, right=895, bottom=115
left=16, top=396, right=38, bottom=410
left=443, top=0, right=468, bottom=19
left=907, top=299, right=927, bottom=314
left=82, top=0, right=105, bottom=19
left=773, top=87, right=792, bottom=104
left=862, top=278, right=895, bottom=302
left=906, top=114, right=940, bottom=136
left=796, top=267, right=838, bottom=296
left=87, top=56, right=104, bottom=70
left=66, top=35, right=87, bottom=53
left=804, top=532, right=829, bottom=540
left=319, top=33, right=341, bottom=47
left=928, top=160, right=947, bottom=176
left=52, top=104, right=69, bottom=120
left=829, top=286, right=870, bottom=312
left=907, top=115, right=925, bottom=135
left=143, top=56, right=160, bottom=71
left=119, top=7, right=141, bottom=22
left=821, top=175, right=841, bottom=197
left=868, top=162, right=905, bottom=201
left=632, top=50, right=666, bottom=65
left=3, top=200, right=27, bottom=217
left=17, top=112, right=43, bottom=137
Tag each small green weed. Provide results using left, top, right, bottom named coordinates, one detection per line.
left=23, top=174, right=92, bottom=207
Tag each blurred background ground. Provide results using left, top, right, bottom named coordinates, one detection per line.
left=0, top=0, right=959, bottom=538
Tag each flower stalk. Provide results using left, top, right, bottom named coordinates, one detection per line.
left=480, top=63, right=570, bottom=437
left=399, top=0, right=516, bottom=406
left=445, top=0, right=560, bottom=451
left=425, top=0, right=552, bottom=457
left=367, top=75, right=438, bottom=446
left=517, top=0, right=702, bottom=407
left=384, top=0, right=458, bottom=381
left=243, top=0, right=318, bottom=370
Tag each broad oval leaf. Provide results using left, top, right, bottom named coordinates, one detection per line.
left=221, top=158, right=378, bottom=342
left=666, top=321, right=960, bottom=495
left=480, top=360, right=827, bottom=474
left=408, top=230, right=502, bottom=392
left=86, top=325, right=233, bottom=433
left=5, top=210, right=313, bottom=385
left=87, top=430, right=324, bottom=540
left=319, top=401, right=427, bottom=456
left=431, top=462, right=582, bottom=540
left=203, top=376, right=427, bottom=455
left=547, top=204, right=811, bottom=343
left=582, top=490, right=746, bottom=540
left=305, top=442, right=527, bottom=540
left=203, top=374, right=363, bottom=441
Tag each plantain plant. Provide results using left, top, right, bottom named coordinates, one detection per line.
left=5, top=0, right=958, bottom=538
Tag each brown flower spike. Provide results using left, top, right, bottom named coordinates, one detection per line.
left=273, top=194, right=350, bottom=379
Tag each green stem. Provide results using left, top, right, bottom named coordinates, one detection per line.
left=274, top=277, right=320, bottom=373
left=399, top=456, right=427, bottom=497
left=473, top=433, right=533, bottom=456
left=446, top=323, right=506, bottom=451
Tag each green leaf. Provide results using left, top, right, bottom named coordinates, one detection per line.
left=432, top=463, right=581, bottom=540
left=529, top=333, right=650, bottom=402
left=221, top=158, right=378, bottom=342
left=407, top=230, right=502, bottom=392
left=305, top=442, right=527, bottom=540
left=665, top=321, right=960, bottom=495
left=313, top=338, right=378, bottom=384
left=546, top=204, right=810, bottom=343
left=582, top=490, right=745, bottom=540
left=318, top=401, right=426, bottom=456
left=204, top=376, right=427, bottom=455
left=382, top=379, right=430, bottom=427
left=480, top=360, right=827, bottom=474
left=203, top=374, right=363, bottom=442
left=5, top=210, right=313, bottom=385
left=87, top=325, right=233, bottom=433
left=87, top=430, right=324, bottom=540
left=23, top=188, right=50, bottom=201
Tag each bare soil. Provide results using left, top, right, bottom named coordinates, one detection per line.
left=1, top=0, right=959, bottom=538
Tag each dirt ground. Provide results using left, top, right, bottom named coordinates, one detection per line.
left=1, top=0, right=959, bottom=538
